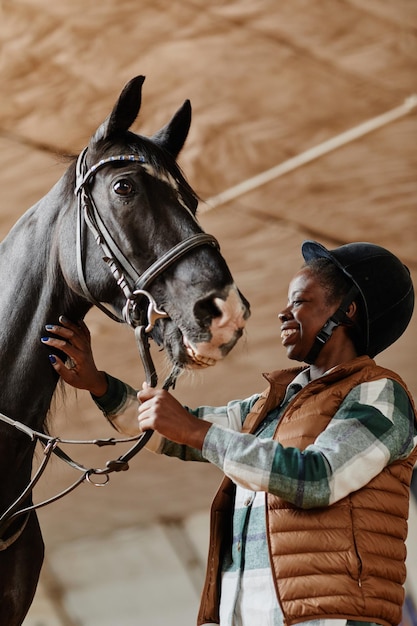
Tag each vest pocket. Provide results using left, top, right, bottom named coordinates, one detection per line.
left=350, top=509, right=363, bottom=587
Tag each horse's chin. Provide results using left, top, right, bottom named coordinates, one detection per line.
left=167, top=338, right=219, bottom=370
left=157, top=320, right=243, bottom=370
left=183, top=340, right=217, bottom=369
left=181, top=324, right=244, bottom=368
left=158, top=325, right=218, bottom=370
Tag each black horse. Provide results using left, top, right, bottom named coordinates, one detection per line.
left=0, top=76, right=249, bottom=625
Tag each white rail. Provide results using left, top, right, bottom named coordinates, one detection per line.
left=203, top=95, right=417, bottom=213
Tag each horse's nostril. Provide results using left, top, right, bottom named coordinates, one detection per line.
left=194, top=296, right=222, bottom=326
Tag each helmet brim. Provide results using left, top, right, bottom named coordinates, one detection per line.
left=302, top=240, right=347, bottom=274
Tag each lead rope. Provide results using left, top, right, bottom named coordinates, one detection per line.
left=114, top=325, right=180, bottom=464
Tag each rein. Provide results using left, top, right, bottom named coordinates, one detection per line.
left=0, top=148, right=219, bottom=548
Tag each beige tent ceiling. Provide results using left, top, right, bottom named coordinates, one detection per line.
left=1, top=1, right=416, bottom=624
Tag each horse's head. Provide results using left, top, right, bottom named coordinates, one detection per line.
left=70, top=76, right=250, bottom=372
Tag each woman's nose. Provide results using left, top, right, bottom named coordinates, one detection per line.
left=278, top=309, right=290, bottom=322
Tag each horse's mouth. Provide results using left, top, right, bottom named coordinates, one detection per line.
left=152, top=322, right=214, bottom=369
left=156, top=283, right=249, bottom=370
left=183, top=339, right=216, bottom=368
left=181, top=327, right=244, bottom=369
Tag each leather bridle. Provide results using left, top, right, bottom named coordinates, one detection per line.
left=74, top=147, right=219, bottom=384
left=0, top=148, right=220, bottom=547
left=75, top=147, right=219, bottom=330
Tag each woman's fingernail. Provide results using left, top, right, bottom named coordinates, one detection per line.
left=48, top=355, right=57, bottom=364
left=41, top=337, right=49, bottom=343
left=59, top=315, right=68, bottom=323
left=45, top=325, right=54, bottom=331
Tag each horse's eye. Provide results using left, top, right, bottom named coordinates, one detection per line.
left=113, top=179, right=134, bottom=196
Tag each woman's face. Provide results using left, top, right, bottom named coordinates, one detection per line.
left=279, top=267, right=339, bottom=363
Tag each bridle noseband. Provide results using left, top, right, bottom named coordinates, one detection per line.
left=0, top=148, right=221, bottom=547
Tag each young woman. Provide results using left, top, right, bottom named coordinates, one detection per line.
left=43, top=240, right=416, bottom=626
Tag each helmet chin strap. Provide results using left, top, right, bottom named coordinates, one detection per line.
left=304, top=285, right=359, bottom=365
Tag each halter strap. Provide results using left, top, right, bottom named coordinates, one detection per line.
left=75, top=150, right=147, bottom=194
left=304, top=285, right=359, bottom=364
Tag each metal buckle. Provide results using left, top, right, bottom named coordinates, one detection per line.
left=123, top=289, right=169, bottom=332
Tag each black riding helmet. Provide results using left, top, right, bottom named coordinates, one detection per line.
left=301, top=240, right=414, bottom=360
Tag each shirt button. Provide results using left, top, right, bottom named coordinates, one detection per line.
left=237, top=541, right=241, bottom=552
left=244, top=497, right=252, bottom=507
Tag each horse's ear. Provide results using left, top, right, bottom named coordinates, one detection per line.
left=151, top=100, right=192, bottom=158
left=91, top=75, right=146, bottom=143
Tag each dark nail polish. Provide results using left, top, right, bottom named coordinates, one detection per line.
left=48, top=355, right=57, bottom=364
left=45, top=325, right=54, bottom=331
left=41, top=337, right=49, bottom=342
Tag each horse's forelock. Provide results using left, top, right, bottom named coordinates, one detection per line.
left=94, top=134, right=200, bottom=214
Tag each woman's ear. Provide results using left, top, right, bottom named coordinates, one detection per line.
left=345, top=300, right=358, bottom=321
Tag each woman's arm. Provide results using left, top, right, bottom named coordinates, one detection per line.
left=200, top=379, right=415, bottom=509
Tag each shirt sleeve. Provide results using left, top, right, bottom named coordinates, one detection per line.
left=202, top=378, right=416, bottom=509
left=91, top=373, right=139, bottom=435
left=161, top=395, right=260, bottom=462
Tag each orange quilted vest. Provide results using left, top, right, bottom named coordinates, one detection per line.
left=198, top=356, right=417, bottom=626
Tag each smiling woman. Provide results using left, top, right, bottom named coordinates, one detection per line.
left=49, top=239, right=416, bottom=626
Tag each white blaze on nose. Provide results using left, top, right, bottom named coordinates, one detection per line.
left=185, top=285, right=247, bottom=366
left=212, top=287, right=246, bottom=333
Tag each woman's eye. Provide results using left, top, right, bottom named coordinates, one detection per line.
left=113, top=179, right=134, bottom=196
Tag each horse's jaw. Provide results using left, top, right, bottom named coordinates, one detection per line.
left=180, top=285, right=249, bottom=369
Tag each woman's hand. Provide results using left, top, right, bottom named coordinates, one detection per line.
left=41, top=316, right=108, bottom=397
left=137, top=383, right=211, bottom=450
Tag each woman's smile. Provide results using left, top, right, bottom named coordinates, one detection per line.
left=280, top=326, right=299, bottom=346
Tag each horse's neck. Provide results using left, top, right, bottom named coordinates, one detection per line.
left=0, top=175, right=86, bottom=424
